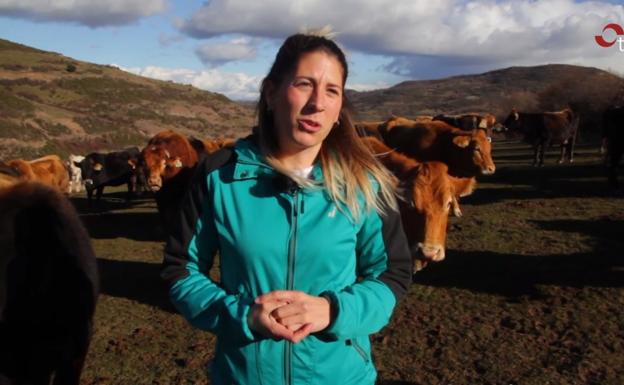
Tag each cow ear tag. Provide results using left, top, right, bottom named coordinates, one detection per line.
left=174, top=159, right=183, bottom=168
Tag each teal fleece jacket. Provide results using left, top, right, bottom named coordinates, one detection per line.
left=162, top=136, right=412, bottom=385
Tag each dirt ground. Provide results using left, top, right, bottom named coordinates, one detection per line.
left=77, top=139, right=624, bottom=385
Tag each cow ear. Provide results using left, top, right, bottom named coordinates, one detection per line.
left=93, top=163, right=103, bottom=171
left=451, top=176, right=476, bottom=197
left=452, top=135, right=471, bottom=148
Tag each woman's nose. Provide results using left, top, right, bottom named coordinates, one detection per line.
left=307, top=87, right=325, bottom=112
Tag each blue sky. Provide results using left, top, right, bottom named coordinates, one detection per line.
left=0, top=0, right=623, bottom=100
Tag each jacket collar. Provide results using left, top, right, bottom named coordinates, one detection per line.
left=233, top=134, right=324, bottom=183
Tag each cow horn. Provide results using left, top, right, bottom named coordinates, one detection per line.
left=164, top=150, right=171, bottom=159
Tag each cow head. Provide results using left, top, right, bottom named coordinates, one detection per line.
left=451, top=130, right=496, bottom=176
left=502, top=109, right=521, bottom=132
left=397, top=162, right=476, bottom=273
left=76, top=155, right=104, bottom=189
left=140, top=146, right=184, bottom=192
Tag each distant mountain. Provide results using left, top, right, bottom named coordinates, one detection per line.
left=347, top=64, right=624, bottom=124
left=2, top=36, right=622, bottom=160
left=0, top=38, right=255, bottom=159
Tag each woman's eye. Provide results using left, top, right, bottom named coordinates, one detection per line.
left=327, top=88, right=341, bottom=96
left=295, top=80, right=312, bottom=87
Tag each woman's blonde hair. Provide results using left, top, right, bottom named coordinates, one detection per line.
left=255, top=31, right=397, bottom=219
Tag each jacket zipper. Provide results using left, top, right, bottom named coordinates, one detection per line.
left=285, top=187, right=299, bottom=385
left=351, top=339, right=370, bottom=363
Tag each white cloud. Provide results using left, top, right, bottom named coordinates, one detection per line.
left=0, top=0, right=167, bottom=27
left=195, top=38, right=257, bottom=67
left=119, top=65, right=261, bottom=101
left=177, top=0, right=624, bottom=78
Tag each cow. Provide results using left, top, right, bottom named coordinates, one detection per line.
left=355, top=121, right=388, bottom=140
left=0, top=181, right=99, bottom=385
left=137, top=131, right=204, bottom=234
left=66, top=154, right=85, bottom=194
left=375, top=117, right=496, bottom=178
left=501, top=108, right=579, bottom=166
left=603, top=106, right=624, bottom=188
left=5, top=155, right=70, bottom=192
left=433, top=112, right=497, bottom=137
left=362, top=136, right=476, bottom=272
left=0, top=163, right=21, bottom=189
left=74, top=147, right=142, bottom=204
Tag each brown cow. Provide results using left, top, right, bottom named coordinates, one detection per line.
left=202, top=138, right=236, bottom=153
left=0, top=162, right=21, bottom=189
left=501, top=108, right=579, bottom=166
left=377, top=117, right=496, bottom=178
left=363, top=136, right=476, bottom=272
left=139, top=130, right=230, bottom=235
left=6, top=155, right=69, bottom=192
left=354, top=121, right=386, bottom=139
left=140, top=131, right=199, bottom=193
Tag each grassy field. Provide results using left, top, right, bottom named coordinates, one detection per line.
left=76, top=139, right=623, bottom=385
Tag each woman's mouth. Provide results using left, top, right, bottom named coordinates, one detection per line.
left=298, top=119, right=322, bottom=133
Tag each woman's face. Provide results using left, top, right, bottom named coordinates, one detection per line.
left=268, top=50, right=344, bottom=161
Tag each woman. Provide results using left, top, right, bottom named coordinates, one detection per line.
left=162, top=31, right=412, bottom=385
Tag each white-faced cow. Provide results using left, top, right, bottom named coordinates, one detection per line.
left=66, top=154, right=85, bottom=194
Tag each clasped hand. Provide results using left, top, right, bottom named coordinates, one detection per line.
left=247, top=290, right=331, bottom=343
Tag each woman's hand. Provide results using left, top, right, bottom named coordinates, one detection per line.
left=247, top=298, right=295, bottom=341
left=254, top=290, right=331, bottom=343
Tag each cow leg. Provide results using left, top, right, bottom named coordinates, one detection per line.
left=126, top=175, right=137, bottom=202
left=532, top=144, right=539, bottom=167
left=568, top=136, right=576, bottom=163
left=539, top=143, right=545, bottom=167
left=608, top=150, right=622, bottom=189
left=558, top=144, right=565, bottom=164
left=95, top=186, right=104, bottom=202
left=86, top=187, right=94, bottom=206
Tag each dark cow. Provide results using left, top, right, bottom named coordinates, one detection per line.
left=603, top=106, right=624, bottom=188
left=75, top=147, right=142, bottom=204
left=376, top=117, right=496, bottom=178
left=502, top=108, right=579, bottom=166
left=363, top=136, right=475, bottom=272
left=0, top=181, right=98, bottom=385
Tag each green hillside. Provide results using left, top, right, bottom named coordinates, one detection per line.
left=0, top=38, right=255, bottom=159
